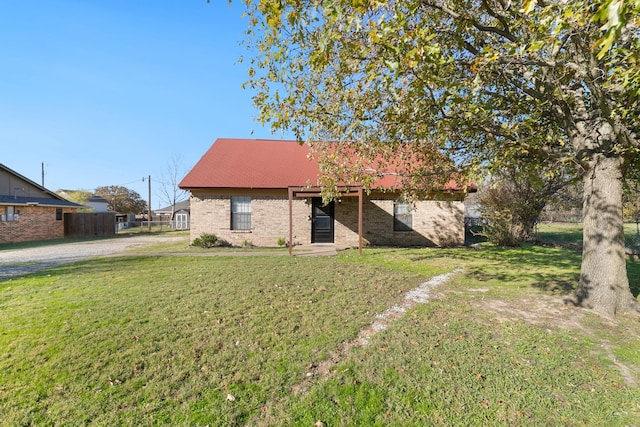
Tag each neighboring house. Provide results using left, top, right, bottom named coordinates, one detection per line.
left=85, top=195, right=110, bottom=212
left=180, top=138, right=475, bottom=251
left=154, top=200, right=190, bottom=229
left=0, top=163, right=83, bottom=243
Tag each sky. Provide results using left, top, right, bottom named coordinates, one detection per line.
left=0, top=0, right=284, bottom=208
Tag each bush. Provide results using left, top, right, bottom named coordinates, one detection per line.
left=192, top=233, right=230, bottom=248
left=478, top=206, right=525, bottom=247
left=477, top=165, right=573, bottom=247
left=277, top=236, right=287, bottom=247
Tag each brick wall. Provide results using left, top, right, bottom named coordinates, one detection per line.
left=189, top=189, right=310, bottom=247
left=363, top=194, right=465, bottom=247
left=332, top=193, right=464, bottom=247
left=0, top=206, right=72, bottom=243
left=189, top=189, right=466, bottom=247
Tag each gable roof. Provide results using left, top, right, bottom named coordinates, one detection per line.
left=0, top=163, right=83, bottom=208
left=179, top=138, right=474, bottom=192
left=155, top=199, right=190, bottom=214
left=87, top=195, right=109, bottom=203
left=180, top=139, right=320, bottom=189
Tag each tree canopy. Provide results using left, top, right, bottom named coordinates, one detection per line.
left=59, top=190, right=92, bottom=207
left=94, top=186, right=147, bottom=214
left=240, top=0, right=639, bottom=317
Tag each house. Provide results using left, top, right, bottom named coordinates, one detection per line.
left=154, top=200, right=190, bottom=229
left=0, top=163, right=84, bottom=243
left=85, top=195, right=110, bottom=212
left=179, top=138, right=474, bottom=251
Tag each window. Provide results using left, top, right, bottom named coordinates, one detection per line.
left=394, top=200, right=412, bottom=231
left=231, top=196, right=251, bottom=230
left=56, top=208, right=63, bottom=221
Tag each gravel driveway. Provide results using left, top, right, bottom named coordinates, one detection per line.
left=0, top=235, right=184, bottom=281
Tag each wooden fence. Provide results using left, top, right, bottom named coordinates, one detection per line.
left=64, top=212, right=116, bottom=238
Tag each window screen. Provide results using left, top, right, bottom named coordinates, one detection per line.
left=394, top=200, right=412, bottom=231
left=231, top=196, right=251, bottom=230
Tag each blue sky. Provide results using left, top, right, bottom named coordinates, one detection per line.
left=0, top=0, right=281, bottom=207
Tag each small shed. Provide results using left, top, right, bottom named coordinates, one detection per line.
left=155, top=200, right=190, bottom=229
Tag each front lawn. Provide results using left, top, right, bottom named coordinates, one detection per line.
left=1, top=243, right=639, bottom=425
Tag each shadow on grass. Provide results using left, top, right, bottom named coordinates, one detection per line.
left=406, top=244, right=583, bottom=295
left=440, top=244, right=639, bottom=298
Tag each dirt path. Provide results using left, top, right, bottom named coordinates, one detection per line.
left=291, top=268, right=462, bottom=395
left=0, top=235, right=185, bottom=281
left=253, top=268, right=639, bottom=425
left=249, top=269, right=461, bottom=426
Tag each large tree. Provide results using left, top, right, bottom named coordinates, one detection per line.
left=240, top=0, right=639, bottom=317
left=94, top=185, right=147, bottom=214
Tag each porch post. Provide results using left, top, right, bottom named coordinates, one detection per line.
left=288, top=187, right=294, bottom=256
left=358, top=187, right=363, bottom=255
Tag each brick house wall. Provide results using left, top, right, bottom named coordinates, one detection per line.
left=366, top=195, right=465, bottom=246
left=331, top=193, right=464, bottom=247
left=0, top=205, right=74, bottom=244
left=189, top=189, right=310, bottom=247
left=189, top=188, right=466, bottom=247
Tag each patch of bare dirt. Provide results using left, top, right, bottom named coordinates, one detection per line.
left=473, top=293, right=587, bottom=330
left=470, top=293, right=640, bottom=388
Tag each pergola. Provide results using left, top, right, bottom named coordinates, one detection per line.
left=287, top=186, right=364, bottom=255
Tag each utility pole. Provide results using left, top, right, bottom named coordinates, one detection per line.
left=142, top=176, right=152, bottom=232
left=147, top=175, right=152, bottom=232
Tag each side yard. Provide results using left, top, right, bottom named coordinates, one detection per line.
left=0, top=236, right=639, bottom=425
left=0, top=233, right=188, bottom=280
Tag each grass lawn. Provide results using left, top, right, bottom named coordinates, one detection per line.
left=1, top=236, right=639, bottom=425
left=536, top=221, right=640, bottom=250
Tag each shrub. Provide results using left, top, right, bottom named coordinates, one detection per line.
left=477, top=164, right=573, bottom=247
left=477, top=205, right=524, bottom=247
left=277, top=236, right=287, bottom=247
left=192, top=233, right=230, bottom=248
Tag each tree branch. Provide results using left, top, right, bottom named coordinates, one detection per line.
left=422, top=0, right=517, bottom=42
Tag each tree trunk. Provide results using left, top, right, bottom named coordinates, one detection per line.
left=574, top=154, right=639, bottom=318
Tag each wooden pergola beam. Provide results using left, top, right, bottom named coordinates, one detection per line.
left=288, top=186, right=294, bottom=256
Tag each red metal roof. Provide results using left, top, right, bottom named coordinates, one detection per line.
left=179, top=139, right=320, bottom=189
left=179, top=138, right=475, bottom=192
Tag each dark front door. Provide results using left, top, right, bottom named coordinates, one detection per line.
left=311, top=198, right=335, bottom=243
